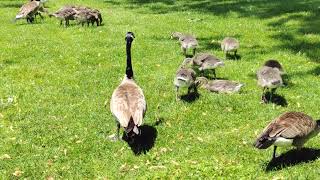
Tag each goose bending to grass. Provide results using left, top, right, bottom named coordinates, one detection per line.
left=49, top=6, right=77, bottom=27
left=174, top=58, right=197, bottom=100
left=221, top=37, right=239, bottom=59
left=192, top=53, right=224, bottom=78
left=109, top=32, right=147, bottom=142
left=196, top=77, right=243, bottom=94
left=254, top=112, right=320, bottom=159
left=171, top=32, right=198, bottom=57
left=15, top=0, right=44, bottom=23
left=257, top=59, right=283, bottom=103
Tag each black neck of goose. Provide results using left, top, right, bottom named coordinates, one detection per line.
left=316, top=120, right=320, bottom=128
left=126, top=39, right=133, bottom=79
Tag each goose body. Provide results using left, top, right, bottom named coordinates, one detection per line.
left=15, top=1, right=42, bottom=23
left=192, top=53, right=224, bottom=78
left=196, top=77, right=243, bottom=94
left=257, top=59, right=283, bottom=103
left=109, top=32, right=146, bottom=142
left=174, top=58, right=197, bottom=100
left=221, top=37, right=239, bottom=59
left=254, top=112, right=320, bottom=159
left=49, top=6, right=76, bottom=26
left=171, top=32, right=198, bottom=56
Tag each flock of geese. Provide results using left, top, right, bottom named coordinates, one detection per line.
left=12, top=0, right=320, bottom=161
left=14, top=0, right=102, bottom=27
left=110, top=32, right=320, bottom=160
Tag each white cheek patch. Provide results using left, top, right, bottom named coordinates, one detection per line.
left=133, top=126, right=139, bottom=135
left=274, top=137, right=293, bottom=147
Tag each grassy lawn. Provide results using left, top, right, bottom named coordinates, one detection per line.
left=1, top=0, right=320, bottom=178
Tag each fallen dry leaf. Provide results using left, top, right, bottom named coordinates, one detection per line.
left=0, top=154, right=11, bottom=159
left=197, top=137, right=204, bottom=142
left=46, top=176, right=54, bottom=180
left=12, top=169, right=23, bottom=177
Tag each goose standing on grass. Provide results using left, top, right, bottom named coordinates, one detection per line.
left=254, top=112, right=320, bottom=159
left=15, top=0, right=44, bottom=23
left=257, top=59, right=283, bottom=103
left=171, top=32, right=198, bottom=57
left=174, top=58, right=197, bottom=100
left=196, top=77, right=243, bottom=94
left=192, top=53, right=224, bottom=78
left=109, top=32, right=147, bottom=142
left=49, top=6, right=77, bottom=27
left=221, top=37, right=239, bottom=59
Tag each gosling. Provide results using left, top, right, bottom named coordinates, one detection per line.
left=196, top=77, right=243, bottom=94
left=221, top=37, right=239, bottom=59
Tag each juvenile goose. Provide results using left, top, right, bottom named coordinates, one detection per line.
left=15, top=0, right=43, bottom=23
left=254, top=112, right=320, bottom=159
left=257, top=59, right=283, bottom=103
left=196, top=77, right=243, bottom=94
left=49, top=6, right=77, bottom=27
left=171, top=32, right=198, bottom=57
left=192, top=53, right=224, bottom=78
left=109, top=32, right=147, bottom=142
left=174, top=58, right=197, bottom=100
left=221, top=37, right=239, bottom=59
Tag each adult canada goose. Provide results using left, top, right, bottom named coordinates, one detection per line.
left=109, top=32, right=147, bottom=142
left=257, top=60, right=283, bottom=103
left=192, top=53, right=224, bottom=78
left=171, top=32, right=198, bottom=57
left=196, top=77, right=243, bottom=94
left=254, top=112, right=320, bottom=159
left=221, top=37, right=239, bottom=59
left=174, top=58, right=197, bottom=100
left=15, top=0, right=43, bottom=23
left=49, top=6, right=77, bottom=27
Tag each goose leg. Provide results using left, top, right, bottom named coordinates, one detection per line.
left=273, top=146, right=277, bottom=159
left=234, top=50, right=238, bottom=60
left=212, top=69, right=216, bottom=79
left=192, top=48, right=196, bottom=57
left=181, top=47, right=187, bottom=57
left=261, top=87, right=267, bottom=103
left=175, top=86, right=179, bottom=101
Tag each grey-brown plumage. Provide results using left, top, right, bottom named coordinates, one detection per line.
left=15, top=1, right=42, bottom=23
left=109, top=32, right=146, bottom=142
left=73, top=6, right=102, bottom=26
left=174, top=58, right=197, bottom=100
left=221, top=37, right=239, bottom=59
left=254, top=112, right=320, bottom=159
left=49, top=6, right=77, bottom=27
left=196, top=77, right=243, bottom=94
left=257, top=60, right=283, bottom=103
left=171, top=32, right=198, bottom=57
left=192, top=53, right=224, bottom=78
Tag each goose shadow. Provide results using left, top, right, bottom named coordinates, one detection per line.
left=122, top=124, right=157, bottom=155
left=266, top=148, right=320, bottom=171
left=226, top=53, right=241, bottom=60
left=180, top=91, right=200, bottom=103
left=264, top=92, right=288, bottom=107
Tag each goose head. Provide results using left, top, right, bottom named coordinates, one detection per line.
left=125, top=32, right=135, bottom=42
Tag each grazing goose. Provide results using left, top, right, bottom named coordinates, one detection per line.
left=192, top=53, right=224, bottom=78
left=15, top=0, right=43, bottom=23
left=49, top=6, right=77, bottom=27
left=257, top=60, right=283, bottom=103
left=109, top=32, right=147, bottom=142
left=174, top=58, right=197, bottom=100
left=171, top=32, right=198, bottom=57
left=196, top=77, right=243, bottom=94
left=254, top=112, right=320, bottom=159
left=221, top=37, right=239, bottom=59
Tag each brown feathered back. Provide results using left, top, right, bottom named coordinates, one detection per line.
left=16, top=1, right=40, bottom=19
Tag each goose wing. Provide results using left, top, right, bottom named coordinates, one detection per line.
left=257, top=66, right=282, bottom=87
left=17, top=1, right=39, bottom=18
left=110, top=80, right=146, bottom=128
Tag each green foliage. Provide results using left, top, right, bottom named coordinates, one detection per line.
left=1, top=0, right=320, bottom=178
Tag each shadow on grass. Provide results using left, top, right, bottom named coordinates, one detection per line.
left=123, top=124, right=158, bottom=155
left=180, top=91, right=200, bottom=103
left=264, top=92, right=287, bottom=107
left=266, top=148, right=320, bottom=171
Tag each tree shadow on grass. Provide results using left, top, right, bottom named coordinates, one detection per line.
left=266, top=148, right=320, bottom=171
left=123, top=124, right=157, bottom=155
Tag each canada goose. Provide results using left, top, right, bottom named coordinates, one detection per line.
left=221, top=37, right=239, bottom=59
left=257, top=60, right=283, bottom=103
left=171, top=32, right=198, bottom=57
left=254, top=112, right=320, bottom=159
left=49, top=6, right=77, bottom=27
left=174, top=58, right=197, bottom=100
left=74, top=8, right=100, bottom=26
left=192, top=53, right=224, bottom=78
left=196, top=77, right=243, bottom=94
left=15, top=0, right=42, bottom=23
left=109, top=32, right=147, bottom=142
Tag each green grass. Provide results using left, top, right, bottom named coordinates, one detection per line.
left=1, top=0, right=320, bottom=178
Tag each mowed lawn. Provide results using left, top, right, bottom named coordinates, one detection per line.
left=1, top=0, right=320, bottom=178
